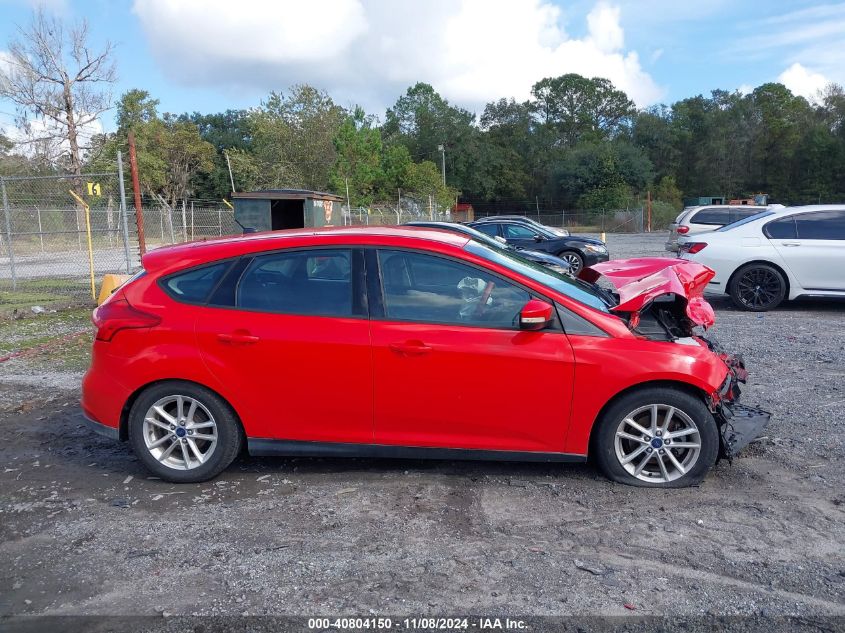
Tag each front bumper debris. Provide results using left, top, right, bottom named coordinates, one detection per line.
left=716, top=401, right=771, bottom=459
left=702, top=337, right=771, bottom=459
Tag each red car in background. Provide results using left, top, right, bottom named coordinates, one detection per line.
left=82, top=226, right=769, bottom=488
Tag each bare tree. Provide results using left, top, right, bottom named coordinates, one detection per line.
left=0, top=7, right=116, bottom=177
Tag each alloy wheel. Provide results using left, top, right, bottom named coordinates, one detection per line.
left=560, top=252, right=583, bottom=274
left=142, top=395, right=218, bottom=470
left=737, top=268, right=781, bottom=309
left=614, top=404, right=702, bottom=483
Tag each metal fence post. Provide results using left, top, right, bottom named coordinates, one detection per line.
left=117, top=151, right=133, bottom=272
left=0, top=177, right=17, bottom=290
left=181, top=199, right=187, bottom=242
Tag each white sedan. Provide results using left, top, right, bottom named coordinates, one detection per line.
left=677, top=205, right=845, bottom=310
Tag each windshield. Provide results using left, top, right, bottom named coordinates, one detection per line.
left=715, top=210, right=774, bottom=232
left=465, top=240, right=609, bottom=312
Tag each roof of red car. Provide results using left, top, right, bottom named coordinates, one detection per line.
left=141, top=225, right=470, bottom=272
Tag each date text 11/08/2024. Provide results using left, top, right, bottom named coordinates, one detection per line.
left=307, top=617, right=528, bottom=630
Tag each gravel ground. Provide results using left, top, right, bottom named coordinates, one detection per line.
left=1, top=233, right=844, bottom=627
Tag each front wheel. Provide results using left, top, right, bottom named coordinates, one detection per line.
left=728, top=263, right=786, bottom=311
left=128, top=381, right=242, bottom=483
left=558, top=250, right=584, bottom=275
left=593, top=387, right=719, bottom=488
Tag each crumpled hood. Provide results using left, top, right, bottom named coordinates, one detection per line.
left=579, top=257, right=716, bottom=328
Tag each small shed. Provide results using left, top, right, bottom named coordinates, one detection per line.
left=232, top=189, right=345, bottom=232
left=683, top=196, right=726, bottom=207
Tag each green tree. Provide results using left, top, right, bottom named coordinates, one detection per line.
left=178, top=109, right=252, bottom=199
left=329, top=107, right=384, bottom=206
left=654, top=175, right=683, bottom=208
left=404, top=160, right=459, bottom=210
left=531, top=74, right=636, bottom=147
left=384, top=83, right=479, bottom=194
left=244, top=85, right=346, bottom=191
left=90, top=89, right=215, bottom=205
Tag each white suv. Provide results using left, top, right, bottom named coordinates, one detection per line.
left=666, top=205, right=774, bottom=252
left=678, top=205, right=845, bottom=310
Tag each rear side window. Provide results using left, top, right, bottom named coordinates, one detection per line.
left=474, top=223, right=500, bottom=237
left=237, top=249, right=353, bottom=316
left=162, top=263, right=228, bottom=303
left=730, top=208, right=764, bottom=224
left=795, top=210, right=845, bottom=240
left=689, top=208, right=730, bottom=225
left=763, top=216, right=797, bottom=239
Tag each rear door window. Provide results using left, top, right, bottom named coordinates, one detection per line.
left=689, top=208, right=730, bottom=225
left=474, top=223, right=500, bottom=237
left=729, top=208, right=764, bottom=224
left=237, top=249, right=354, bottom=317
left=795, top=210, right=845, bottom=240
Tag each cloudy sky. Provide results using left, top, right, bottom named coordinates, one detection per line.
left=1, top=0, right=844, bottom=133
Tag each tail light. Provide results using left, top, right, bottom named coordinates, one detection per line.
left=677, top=226, right=690, bottom=234
left=92, top=297, right=161, bottom=342
left=681, top=242, right=708, bottom=254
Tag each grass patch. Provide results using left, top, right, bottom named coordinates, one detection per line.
left=27, top=329, right=93, bottom=374
left=0, top=307, right=92, bottom=354
left=0, top=279, right=94, bottom=314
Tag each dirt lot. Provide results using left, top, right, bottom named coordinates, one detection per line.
left=1, top=233, right=843, bottom=626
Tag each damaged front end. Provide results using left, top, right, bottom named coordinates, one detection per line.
left=703, top=339, right=771, bottom=460
left=579, top=257, right=716, bottom=341
left=579, top=258, right=771, bottom=458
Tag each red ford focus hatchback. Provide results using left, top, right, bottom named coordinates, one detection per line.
left=82, top=226, right=768, bottom=488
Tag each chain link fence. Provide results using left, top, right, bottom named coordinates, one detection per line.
left=0, top=166, right=140, bottom=311
left=139, top=196, right=239, bottom=248
left=0, top=171, right=648, bottom=314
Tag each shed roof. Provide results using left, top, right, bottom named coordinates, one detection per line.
left=232, top=189, right=344, bottom=202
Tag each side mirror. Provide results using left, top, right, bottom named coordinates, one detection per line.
left=519, top=299, right=554, bottom=331
left=533, top=234, right=544, bottom=242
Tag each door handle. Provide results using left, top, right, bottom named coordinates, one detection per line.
left=217, top=331, right=260, bottom=345
left=389, top=341, right=433, bottom=356
left=781, top=242, right=800, bottom=247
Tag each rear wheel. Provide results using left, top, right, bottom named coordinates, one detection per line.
left=728, top=263, right=786, bottom=311
left=558, top=250, right=584, bottom=275
left=128, top=381, right=242, bottom=483
left=593, top=387, right=719, bottom=488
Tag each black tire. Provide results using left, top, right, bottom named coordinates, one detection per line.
left=128, top=381, right=242, bottom=483
left=728, top=263, right=786, bottom=311
left=558, top=250, right=584, bottom=275
left=592, top=387, right=719, bottom=488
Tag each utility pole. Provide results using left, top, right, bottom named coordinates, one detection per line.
left=437, top=144, right=446, bottom=186
left=128, top=131, right=146, bottom=256
left=224, top=150, right=236, bottom=193
left=647, top=190, right=653, bottom=232
left=344, top=178, right=351, bottom=226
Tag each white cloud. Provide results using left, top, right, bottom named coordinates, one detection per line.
left=778, top=63, right=828, bottom=102
left=734, top=5, right=845, bottom=93
left=132, top=0, right=664, bottom=111
left=737, top=83, right=752, bottom=96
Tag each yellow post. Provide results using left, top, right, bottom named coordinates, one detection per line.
left=222, top=199, right=234, bottom=210
left=70, top=190, right=96, bottom=301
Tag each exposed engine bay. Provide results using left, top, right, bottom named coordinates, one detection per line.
left=578, top=257, right=772, bottom=459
